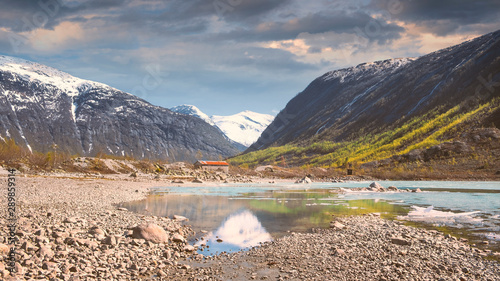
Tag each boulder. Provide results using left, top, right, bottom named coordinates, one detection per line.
left=295, top=176, right=312, bottom=184
left=369, top=182, right=385, bottom=192
left=387, top=186, right=398, bottom=191
left=132, top=224, right=169, bottom=243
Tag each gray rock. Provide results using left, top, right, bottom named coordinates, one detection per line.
left=295, top=176, right=312, bottom=184
left=391, top=237, right=412, bottom=246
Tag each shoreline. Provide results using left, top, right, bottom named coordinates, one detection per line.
left=0, top=174, right=499, bottom=280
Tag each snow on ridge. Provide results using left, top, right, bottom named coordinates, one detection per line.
left=322, top=57, right=416, bottom=82
left=171, top=104, right=274, bottom=147
left=0, top=55, right=111, bottom=97
left=170, top=104, right=215, bottom=125
left=211, top=111, right=275, bottom=147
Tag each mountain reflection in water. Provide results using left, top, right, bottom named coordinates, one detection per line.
left=196, top=210, right=272, bottom=254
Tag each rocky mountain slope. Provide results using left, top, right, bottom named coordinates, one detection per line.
left=171, top=105, right=274, bottom=149
left=0, top=56, right=239, bottom=161
left=236, top=29, right=500, bottom=169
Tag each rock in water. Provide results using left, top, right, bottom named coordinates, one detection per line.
left=295, top=176, right=312, bottom=184
left=387, top=186, right=398, bottom=191
left=132, top=224, right=169, bottom=243
left=369, top=182, right=385, bottom=192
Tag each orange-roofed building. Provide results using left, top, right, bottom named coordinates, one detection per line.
left=193, top=160, right=229, bottom=173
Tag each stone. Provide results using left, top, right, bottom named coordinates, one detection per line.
left=132, top=224, right=169, bottom=243
left=387, top=186, right=398, bottom=191
left=295, top=176, right=312, bottom=184
left=184, top=245, right=195, bottom=252
left=117, top=207, right=128, bottom=211
left=89, top=227, right=105, bottom=236
left=63, top=217, right=78, bottom=223
left=0, top=244, right=10, bottom=254
left=172, top=234, right=186, bottom=243
left=42, top=261, right=57, bottom=270
left=369, top=182, right=385, bottom=192
left=330, top=221, right=345, bottom=229
left=21, top=241, right=36, bottom=251
left=181, top=264, right=191, bottom=270
left=412, top=188, right=422, bottom=193
left=164, top=249, right=172, bottom=260
left=173, top=215, right=188, bottom=221
left=102, top=236, right=117, bottom=246
left=38, top=246, right=55, bottom=258
left=14, top=262, right=23, bottom=275
left=130, top=263, right=139, bottom=271
left=391, top=237, right=411, bottom=246
left=192, top=178, right=203, bottom=183
left=334, top=248, right=345, bottom=255
left=52, top=231, right=68, bottom=238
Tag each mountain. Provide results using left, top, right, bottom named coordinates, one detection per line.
left=211, top=111, right=275, bottom=147
left=170, top=105, right=274, bottom=148
left=237, top=30, right=500, bottom=167
left=0, top=55, right=240, bottom=161
left=170, top=104, right=215, bottom=126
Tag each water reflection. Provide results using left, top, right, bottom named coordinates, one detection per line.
left=121, top=190, right=408, bottom=255
left=196, top=210, right=272, bottom=255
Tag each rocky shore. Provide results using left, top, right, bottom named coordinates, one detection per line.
left=0, top=175, right=198, bottom=280
left=172, top=215, right=500, bottom=280
left=0, top=175, right=499, bottom=280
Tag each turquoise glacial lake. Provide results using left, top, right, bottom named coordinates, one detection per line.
left=120, top=181, right=500, bottom=255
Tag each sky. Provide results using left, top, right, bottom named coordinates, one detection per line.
left=0, top=0, right=499, bottom=116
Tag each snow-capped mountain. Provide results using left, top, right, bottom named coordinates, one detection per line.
left=0, top=55, right=239, bottom=160
left=211, top=111, right=275, bottom=147
left=170, top=104, right=215, bottom=125
left=170, top=105, right=274, bottom=148
left=249, top=29, right=500, bottom=151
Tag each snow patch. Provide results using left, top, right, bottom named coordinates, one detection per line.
left=397, top=206, right=483, bottom=227
left=322, top=58, right=415, bottom=82
left=212, top=111, right=275, bottom=147
left=0, top=55, right=112, bottom=97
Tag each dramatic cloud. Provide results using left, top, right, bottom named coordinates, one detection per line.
left=0, top=0, right=499, bottom=115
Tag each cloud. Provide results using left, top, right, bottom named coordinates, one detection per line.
left=1, top=0, right=499, bottom=116
left=214, top=10, right=405, bottom=44
left=370, top=0, right=500, bottom=36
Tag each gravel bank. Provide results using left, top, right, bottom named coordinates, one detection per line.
left=172, top=215, right=500, bottom=281
left=1, top=175, right=499, bottom=280
left=0, top=175, right=196, bottom=280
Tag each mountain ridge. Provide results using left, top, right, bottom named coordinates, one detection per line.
left=0, top=55, right=240, bottom=161
left=234, top=29, right=500, bottom=170
left=170, top=105, right=274, bottom=148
